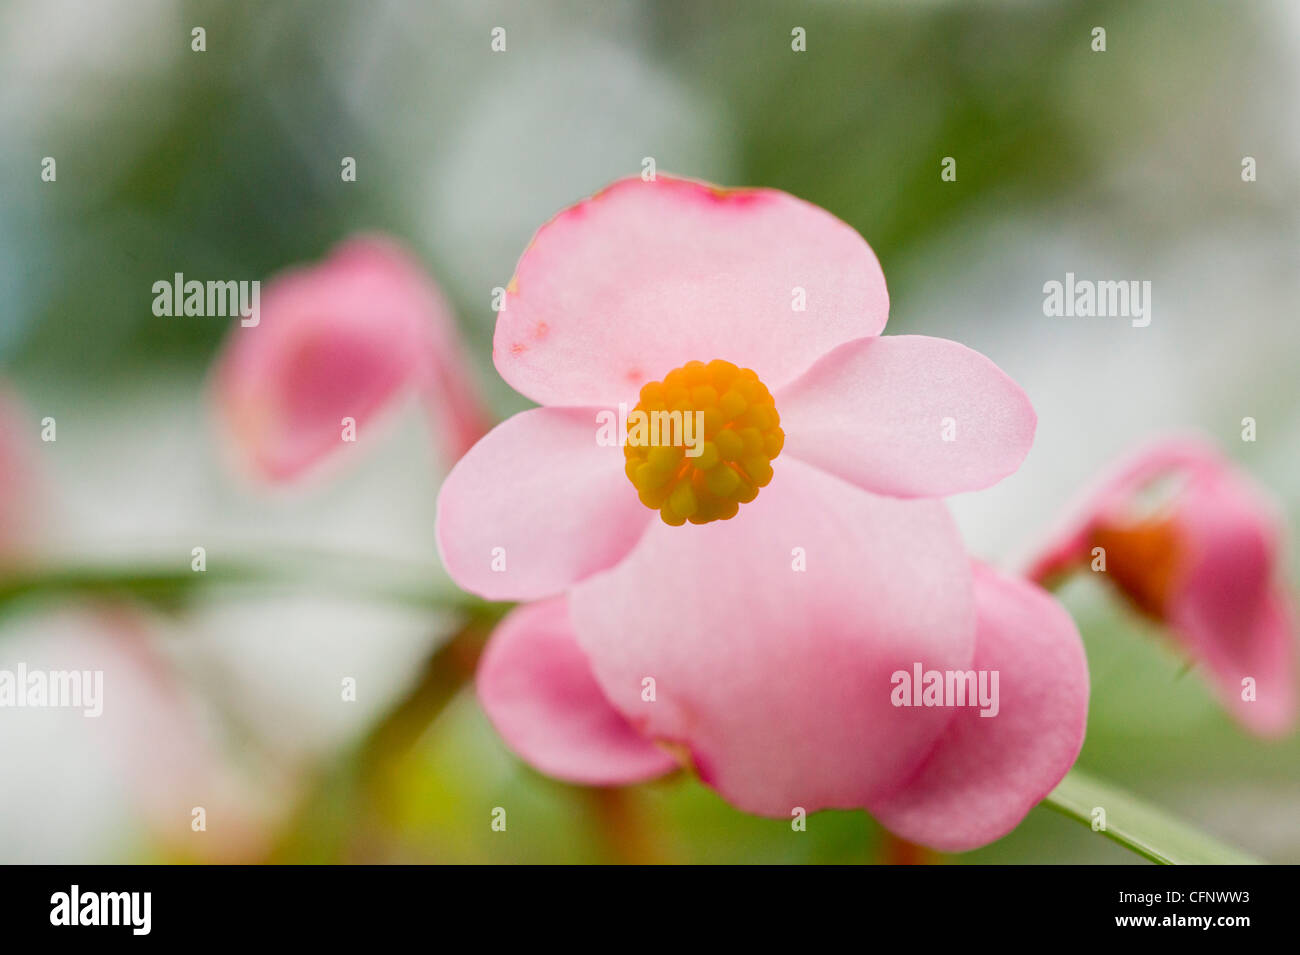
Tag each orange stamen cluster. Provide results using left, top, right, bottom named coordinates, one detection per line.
left=1090, top=519, right=1183, bottom=619
left=623, top=359, right=784, bottom=526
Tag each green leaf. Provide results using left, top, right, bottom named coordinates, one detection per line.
left=1044, top=768, right=1263, bottom=865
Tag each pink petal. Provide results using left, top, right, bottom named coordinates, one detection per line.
left=1022, top=436, right=1227, bottom=583
left=569, top=457, right=975, bottom=816
left=1174, top=463, right=1280, bottom=633
left=777, top=335, right=1036, bottom=498
left=436, top=407, right=651, bottom=601
left=213, top=235, right=490, bottom=481
left=494, top=175, right=889, bottom=407
left=869, top=563, right=1089, bottom=852
left=477, top=597, right=678, bottom=785
left=1022, top=436, right=1297, bottom=736
left=1174, top=469, right=1296, bottom=735
left=1179, top=592, right=1297, bottom=737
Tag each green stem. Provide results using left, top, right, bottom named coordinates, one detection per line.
left=0, top=555, right=501, bottom=621
left=265, top=616, right=493, bottom=862
left=1043, top=768, right=1262, bottom=865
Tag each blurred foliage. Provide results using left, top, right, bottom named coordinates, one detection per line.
left=4, top=0, right=1271, bottom=383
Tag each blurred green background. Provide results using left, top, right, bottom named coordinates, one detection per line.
left=1, top=0, right=1297, bottom=863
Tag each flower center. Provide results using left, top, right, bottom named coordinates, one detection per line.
left=623, top=359, right=784, bottom=526
left=1090, top=518, right=1183, bottom=619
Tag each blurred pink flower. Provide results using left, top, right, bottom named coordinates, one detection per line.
left=438, top=175, right=1088, bottom=849
left=213, top=235, right=491, bottom=481
left=1027, top=437, right=1297, bottom=736
left=0, top=604, right=279, bottom=862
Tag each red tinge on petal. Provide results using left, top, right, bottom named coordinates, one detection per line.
left=494, top=175, right=890, bottom=408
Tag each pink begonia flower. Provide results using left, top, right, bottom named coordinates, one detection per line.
left=438, top=175, right=1088, bottom=849
left=213, top=235, right=491, bottom=481
left=1026, top=437, right=1297, bottom=736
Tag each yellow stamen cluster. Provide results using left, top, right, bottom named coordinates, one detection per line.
left=624, top=359, right=784, bottom=526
